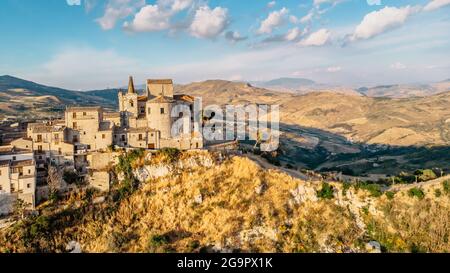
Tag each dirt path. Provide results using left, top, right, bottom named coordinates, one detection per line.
left=389, top=175, right=450, bottom=191
left=244, top=154, right=310, bottom=181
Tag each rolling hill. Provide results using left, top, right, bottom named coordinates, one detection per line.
left=0, top=75, right=116, bottom=117
left=1, top=76, right=449, bottom=175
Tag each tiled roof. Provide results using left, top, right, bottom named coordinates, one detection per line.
left=174, top=94, right=195, bottom=103
left=127, top=128, right=158, bottom=133
left=11, top=159, right=34, bottom=167
left=104, top=112, right=120, bottom=118
left=0, top=160, right=10, bottom=167
left=148, top=96, right=175, bottom=104
left=31, top=125, right=65, bottom=133
left=147, top=79, right=173, bottom=84
left=66, top=106, right=102, bottom=112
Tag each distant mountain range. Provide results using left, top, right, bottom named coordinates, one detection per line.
left=0, top=75, right=116, bottom=118
left=1, top=75, right=449, bottom=118
left=250, top=77, right=316, bottom=90
left=357, top=81, right=450, bottom=98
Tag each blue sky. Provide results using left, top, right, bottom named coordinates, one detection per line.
left=0, top=0, right=449, bottom=90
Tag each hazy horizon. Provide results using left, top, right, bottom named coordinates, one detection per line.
left=0, top=0, right=449, bottom=90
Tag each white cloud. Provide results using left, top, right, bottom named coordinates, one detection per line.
left=313, top=0, right=341, bottom=7
left=423, top=0, right=450, bottom=11
left=189, top=6, right=229, bottom=39
left=30, top=47, right=142, bottom=90
left=390, top=62, right=407, bottom=70
left=298, top=28, right=331, bottom=46
left=327, top=66, right=342, bottom=72
left=367, top=0, right=381, bottom=6
left=123, top=5, right=171, bottom=32
left=285, top=27, right=301, bottom=41
left=300, top=10, right=314, bottom=24
left=350, top=6, right=418, bottom=41
left=168, top=0, right=194, bottom=12
left=96, top=0, right=145, bottom=30
left=289, top=15, right=299, bottom=24
left=225, top=31, right=248, bottom=43
left=257, top=7, right=289, bottom=34
left=267, top=1, right=276, bottom=8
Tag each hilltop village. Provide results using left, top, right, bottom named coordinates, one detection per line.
left=0, top=77, right=205, bottom=212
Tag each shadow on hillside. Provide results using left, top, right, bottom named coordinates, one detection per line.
left=276, top=122, right=450, bottom=177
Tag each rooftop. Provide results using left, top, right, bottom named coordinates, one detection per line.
left=11, top=159, right=34, bottom=167
left=148, top=96, right=175, bottom=104
left=66, top=106, right=103, bottom=112
left=147, top=79, right=173, bottom=85
left=104, top=112, right=120, bottom=118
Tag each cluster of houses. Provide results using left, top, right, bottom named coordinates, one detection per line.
left=0, top=77, right=204, bottom=213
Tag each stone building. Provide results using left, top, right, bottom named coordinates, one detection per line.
left=0, top=146, right=36, bottom=209
left=118, top=77, right=203, bottom=150
left=5, top=77, right=204, bottom=207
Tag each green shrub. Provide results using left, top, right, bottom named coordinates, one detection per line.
left=434, top=189, right=442, bottom=198
left=354, top=182, right=383, bottom=197
left=316, top=183, right=335, bottom=200
left=148, top=234, right=170, bottom=251
left=443, top=180, right=450, bottom=194
left=408, top=187, right=425, bottom=200
left=385, top=191, right=396, bottom=200
left=342, top=182, right=351, bottom=196
left=157, top=148, right=180, bottom=162
left=63, top=170, right=80, bottom=184
left=414, top=169, right=437, bottom=182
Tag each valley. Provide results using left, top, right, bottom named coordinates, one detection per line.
left=1, top=75, right=449, bottom=178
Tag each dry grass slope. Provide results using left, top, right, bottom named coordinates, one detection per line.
left=1, top=151, right=449, bottom=253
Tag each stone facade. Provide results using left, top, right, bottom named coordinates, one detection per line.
left=5, top=77, right=204, bottom=209
left=0, top=146, right=36, bottom=208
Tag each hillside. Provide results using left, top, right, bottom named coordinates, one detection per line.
left=0, top=75, right=116, bottom=117
left=174, top=82, right=450, bottom=174
left=357, top=80, right=450, bottom=98
left=1, top=76, right=449, bottom=175
left=1, top=151, right=449, bottom=253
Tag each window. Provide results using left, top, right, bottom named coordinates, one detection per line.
left=12, top=156, right=16, bottom=161
left=0, top=170, right=2, bottom=176
left=37, top=134, right=42, bottom=142
left=0, top=185, right=2, bottom=191
left=148, top=108, right=151, bottom=114
left=27, top=184, right=31, bottom=189
left=73, top=112, right=77, bottom=118
left=58, top=148, right=62, bottom=155
left=121, top=135, right=126, bottom=141
left=138, top=134, right=143, bottom=141
left=102, top=134, right=106, bottom=139
left=28, top=169, right=31, bottom=174
left=140, top=108, right=145, bottom=114
left=83, top=112, right=87, bottom=116
left=160, top=108, right=165, bottom=114
left=73, top=122, right=77, bottom=129
left=38, top=145, right=43, bottom=152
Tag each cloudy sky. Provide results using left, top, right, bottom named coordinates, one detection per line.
left=0, top=0, right=449, bottom=90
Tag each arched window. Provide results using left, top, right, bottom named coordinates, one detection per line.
left=129, top=99, right=134, bottom=107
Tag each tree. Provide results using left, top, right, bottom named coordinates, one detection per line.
left=12, top=199, right=29, bottom=219
left=47, top=165, right=63, bottom=200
